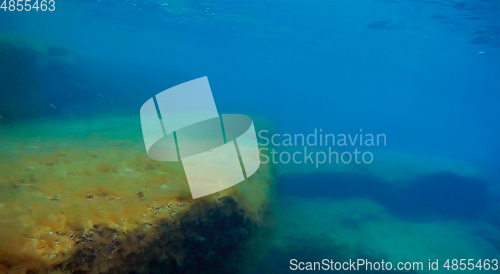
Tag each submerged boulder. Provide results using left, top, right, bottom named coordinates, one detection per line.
left=0, top=116, right=275, bottom=273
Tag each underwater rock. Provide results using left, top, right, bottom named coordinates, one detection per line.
left=277, top=170, right=490, bottom=221
left=0, top=38, right=79, bottom=120
left=0, top=39, right=49, bottom=119
left=0, top=116, right=275, bottom=273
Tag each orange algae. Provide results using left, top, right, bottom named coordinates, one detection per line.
left=0, top=115, right=275, bottom=273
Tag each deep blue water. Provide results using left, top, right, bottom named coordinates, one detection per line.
left=1, top=0, right=499, bottom=171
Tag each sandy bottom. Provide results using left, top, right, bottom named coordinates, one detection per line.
left=260, top=148, right=499, bottom=273
left=264, top=195, right=498, bottom=273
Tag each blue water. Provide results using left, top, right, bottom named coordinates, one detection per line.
left=1, top=0, right=499, bottom=272
left=2, top=1, right=499, bottom=168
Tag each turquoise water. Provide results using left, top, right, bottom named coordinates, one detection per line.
left=1, top=0, right=499, bottom=273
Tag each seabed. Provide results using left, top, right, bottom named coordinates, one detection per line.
left=0, top=115, right=275, bottom=273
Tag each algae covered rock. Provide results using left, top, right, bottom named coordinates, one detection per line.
left=0, top=116, right=275, bottom=273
